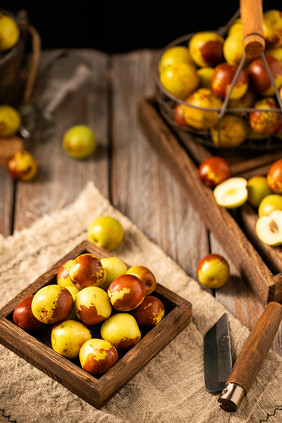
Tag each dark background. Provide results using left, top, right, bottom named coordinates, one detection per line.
left=1, top=1, right=281, bottom=53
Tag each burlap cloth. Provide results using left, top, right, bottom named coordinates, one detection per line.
left=0, top=182, right=281, bottom=423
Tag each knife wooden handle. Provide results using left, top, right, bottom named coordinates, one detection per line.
left=240, top=0, right=265, bottom=57
left=226, top=302, right=282, bottom=393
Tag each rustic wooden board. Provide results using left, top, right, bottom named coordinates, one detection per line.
left=111, top=51, right=209, bottom=281
left=0, top=240, right=192, bottom=409
left=13, top=50, right=110, bottom=232
left=1, top=49, right=280, bottom=355
left=0, top=166, right=14, bottom=236
left=240, top=203, right=282, bottom=278
left=138, top=97, right=282, bottom=304
left=175, top=128, right=282, bottom=178
left=158, top=94, right=282, bottom=177
left=78, top=51, right=279, bottom=357
left=0, top=137, right=23, bottom=165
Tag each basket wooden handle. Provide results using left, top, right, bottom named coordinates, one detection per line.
left=240, top=0, right=265, bottom=57
left=22, top=25, right=41, bottom=105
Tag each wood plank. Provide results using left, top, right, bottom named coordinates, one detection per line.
left=111, top=51, right=209, bottom=280
left=211, top=232, right=264, bottom=327
left=174, top=130, right=213, bottom=164
left=235, top=164, right=271, bottom=180
left=0, top=166, right=14, bottom=236
left=240, top=202, right=282, bottom=274
left=0, top=137, right=23, bottom=165
left=157, top=101, right=282, bottom=175
left=13, top=49, right=110, bottom=231
left=230, top=152, right=282, bottom=176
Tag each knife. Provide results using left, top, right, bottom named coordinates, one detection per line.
left=204, top=312, right=232, bottom=393
left=204, top=302, right=282, bottom=412
left=218, top=302, right=282, bottom=412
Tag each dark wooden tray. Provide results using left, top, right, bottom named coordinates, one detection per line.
left=0, top=240, right=192, bottom=409
left=138, top=97, right=282, bottom=304
left=156, top=100, right=282, bottom=179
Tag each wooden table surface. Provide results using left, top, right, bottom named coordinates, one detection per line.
left=0, top=49, right=281, bottom=356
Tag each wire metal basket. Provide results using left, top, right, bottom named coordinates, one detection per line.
left=155, top=2, right=282, bottom=152
left=0, top=9, right=41, bottom=108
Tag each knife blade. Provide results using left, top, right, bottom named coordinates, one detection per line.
left=204, top=313, right=232, bottom=393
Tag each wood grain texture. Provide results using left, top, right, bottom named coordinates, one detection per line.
left=227, top=302, right=282, bottom=392
left=0, top=241, right=192, bottom=409
left=240, top=202, right=282, bottom=275
left=0, top=137, right=23, bottom=165
left=1, top=49, right=281, bottom=357
left=210, top=233, right=263, bottom=330
left=165, top=103, right=282, bottom=178
left=171, top=126, right=282, bottom=178
left=230, top=153, right=281, bottom=177
left=111, top=51, right=209, bottom=281
left=0, top=166, right=14, bottom=236
left=175, top=130, right=213, bottom=164
left=13, top=50, right=110, bottom=231
left=240, top=0, right=265, bottom=57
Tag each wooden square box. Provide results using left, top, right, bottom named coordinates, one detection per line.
left=0, top=240, right=192, bottom=409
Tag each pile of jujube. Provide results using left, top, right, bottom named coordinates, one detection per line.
left=12, top=253, right=165, bottom=376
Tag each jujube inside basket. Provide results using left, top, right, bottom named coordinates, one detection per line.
left=155, top=0, right=282, bottom=151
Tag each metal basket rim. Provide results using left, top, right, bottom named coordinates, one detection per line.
left=154, top=7, right=282, bottom=151
left=155, top=34, right=282, bottom=114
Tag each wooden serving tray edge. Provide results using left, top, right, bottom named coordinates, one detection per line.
left=0, top=240, right=192, bottom=409
left=138, top=97, right=282, bottom=305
